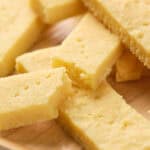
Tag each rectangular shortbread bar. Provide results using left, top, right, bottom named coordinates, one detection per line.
left=82, top=0, right=150, bottom=68
left=52, top=13, right=122, bottom=89
left=16, top=47, right=60, bottom=73
left=0, top=0, right=44, bottom=76
left=31, top=0, right=85, bottom=24
left=116, top=50, right=143, bottom=82
left=59, top=82, right=150, bottom=150
left=0, top=68, right=72, bottom=131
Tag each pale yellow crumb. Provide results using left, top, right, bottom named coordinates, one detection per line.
left=16, top=46, right=60, bottom=73
left=0, top=0, right=44, bottom=76
left=82, top=0, right=150, bottom=68
left=59, top=82, right=150, bottom=150
left=0, top=68, right=72, bottom=131
left=116, top=50, right=143, bottom=82
left=52, top=13, right=122, bottom=89
left=31, top=0, right=85, bottom=24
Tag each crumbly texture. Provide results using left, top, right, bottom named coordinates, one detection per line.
left=31, top=0, right=85, bottom=24
left=59, top=82, right=150, bottom=150
left=52, top=13, right=122, bottom=89
left=0, top=68, right=72, bottom=131
left=0, top=0, right=44, bottom=77
left=82, top=0, right=150, bottom=68
left=116, top=50, right=143, bottom=82
left=16, top=46, right=60, bottom=73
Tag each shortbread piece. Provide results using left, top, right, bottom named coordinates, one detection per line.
left=15, top=15, right=83, bottom=73
left=53, top=13, right=122, bottom=89
left=82, top=0, right=150, bottom=67
left=0, top=0, right=44, bottom=76
left=16, top=47, right=60, bottom=73
left=59, top=82, right=150, bottom=150
left=31, top=0, right=85, bottom=24
left=0, top=68, right=72, bottom=131
left=116, top=50, right=143, bottom=82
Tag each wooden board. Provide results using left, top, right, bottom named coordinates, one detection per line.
left=0, top=16, right=150, bottom=150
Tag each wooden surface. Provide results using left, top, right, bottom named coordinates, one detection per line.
left=0, top=16, right=150, bottom=150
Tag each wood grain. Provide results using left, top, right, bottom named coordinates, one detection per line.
left=0, top=16, right=150, bottom=150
